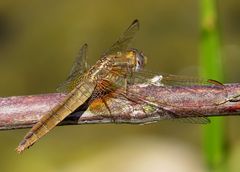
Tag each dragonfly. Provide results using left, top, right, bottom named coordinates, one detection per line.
left=16, top=19, right=227, bottom=153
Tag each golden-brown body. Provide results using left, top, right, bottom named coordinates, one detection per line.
left=16, top=50, right=142, bottom=153
left=16, top=20, right=144, bottom=153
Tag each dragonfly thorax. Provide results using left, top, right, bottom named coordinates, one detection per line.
left=87, top=57, right=113, bottom=81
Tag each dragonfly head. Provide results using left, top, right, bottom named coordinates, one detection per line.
left=126, top=49, right=147, bottom=72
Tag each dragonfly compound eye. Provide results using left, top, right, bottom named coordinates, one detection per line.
left=135, top=50, right=146, bottom=72
left=127, top=48, right=147, bottom=72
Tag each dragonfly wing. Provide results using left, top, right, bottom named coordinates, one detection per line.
left=132, top=70, right=228, bottom=105
left=171, top=117, right=210, bottom=124
left=88, top=83, right=211, bottom=124
left=103, top=19, right=139, bottom=57
left=129, top=70, right=224, bottom=86
left=86, top=72, right=213, bottom=124
left=57, top=43, right=88, bottom=92
left=69, top=43, right=89, bottom=77
left=130, top=92, right=211, bottom=124
left=89, top=92, right=133, bottom=116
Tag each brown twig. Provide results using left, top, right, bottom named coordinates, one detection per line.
left=0, top=83, right=240, bottom=130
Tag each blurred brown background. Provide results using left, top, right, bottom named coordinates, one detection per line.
left=0, top=1, right=240, bottom=172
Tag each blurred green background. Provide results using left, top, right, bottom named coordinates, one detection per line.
left=1, top=0, right=240, bottom=172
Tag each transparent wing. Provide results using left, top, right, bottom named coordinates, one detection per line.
left=86, top=71, right=212, bottom=124
left=103, top=19, right=139, bottom=57
left=132, top=70, right=228, bottom=105
left=130, top=69, right=228, bottom=107
left=128, top=69, right=225, bottom=86
left=88, top=83, right=211, bottom=124
left=169, top=117, right=211, bottom=124
left=89, top=90, right=134, bottom=116
left=69, top=43, right=88, bottom=77
left=57, top=44, right=88, bottom=92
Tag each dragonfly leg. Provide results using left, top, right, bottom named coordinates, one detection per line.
left=207, top=79, right=231, bottom=106
left=207, top=79, right=224, bottom=86
left=217, top=94, right=240, bottom=105
left=102, top=97, right=112, bottom=116
left=123, top=69, right=134, bottom=96
left=228, top=95, right=240, bottom=102
left=124, top=76, right=130, bottom=96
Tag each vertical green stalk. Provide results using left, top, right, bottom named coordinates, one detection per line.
left=199, top=0, right=226, bottom=171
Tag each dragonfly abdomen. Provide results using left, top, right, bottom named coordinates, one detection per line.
left=16, top=81, right=95, bottom=153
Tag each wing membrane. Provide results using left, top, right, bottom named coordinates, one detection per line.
left=103, top=20, right=139, bottom=56
left=170, top=117, right=210, bottom=124
left=69, top=43, right=88, bottom=77
left=132, top=70, right=217, bottom=86
left=57, top=44, right=88, bottom=92
left=88, top=82, right=211, bottom=124
left=86, top=71, right=213, bottom=124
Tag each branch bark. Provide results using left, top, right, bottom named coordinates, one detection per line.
left=1, top=83, right=240, bottom=130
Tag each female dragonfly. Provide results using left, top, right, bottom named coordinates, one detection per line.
left=16, top=20, right=226, bottom=153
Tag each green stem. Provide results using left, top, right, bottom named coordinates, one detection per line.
left=199, top=0, right=226, bottom=171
